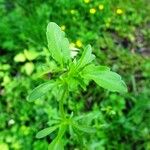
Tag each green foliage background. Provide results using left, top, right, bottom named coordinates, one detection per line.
left=0, top=0, right=150, bottom=149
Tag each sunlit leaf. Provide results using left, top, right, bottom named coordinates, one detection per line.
left=24, top=49, right=39, bottom=61
left=14, top=53, right=26, bottom=62
left=2, top=75, right=11, bottom=86
left=46, top=22, right=71, bottom=65
left=82, top=65, right=127, bottom=93
left=0, top=143, right=9, bottom=150
left=24, top=62, right=34, bottom=75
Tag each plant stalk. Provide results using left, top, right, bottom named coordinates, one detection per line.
left=59, top=89, right=66, bottom=119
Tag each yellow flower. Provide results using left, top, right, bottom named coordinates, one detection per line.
left=61, top=25, right=66, bottom=31
left=99, top=4, right=104, bottom=10
left=76, top=40, right=83, bottom=48
left=89, top=8, right=96, bottom=14
left=84, top=0, right=90, bottom=3
left=116, top=8, right=123, bottom=15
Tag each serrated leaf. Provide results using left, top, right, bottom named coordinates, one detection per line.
left=76, top=44, right=95, bottom=69
left=46, top=22, right=71, bottom=65
left=27, top=81, right=55, bottom=102
left=36, top=125, right=59, bottom=139
left=82, top=65, right=127, bottom=93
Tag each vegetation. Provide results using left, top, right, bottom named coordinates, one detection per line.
left=28, top=22, right=127, bottom=149
left=0, top=0, right=150, bottom=150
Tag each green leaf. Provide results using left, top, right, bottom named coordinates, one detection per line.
left=46, top=22, right=71, bottom=65
left=24, top=62, right=34, bottom=75
left=76, top=45, right=95, bottom=69
left=27, top=81, right=55, bottom=102
left=48, top=125, right=66, bottom=150
left=14, top=53, right=26, bottom=62
left=81, top=64, right=110, bottom=74
left=74, top=111, right=101, bottom=122
left=36, top=125, right=59, bottom=139
left=72, top=122, right=95, bottom=133
left=49, top=139, right=64, bottom=150
left=93, top=71, right=127, bottom=93
left=24, top=49, right=39, bottom=61
left=0, top=143, right=9, bottom=150
left=67, top=77, right=79, bottom=91
left=82, top=65, right=127, bottom=93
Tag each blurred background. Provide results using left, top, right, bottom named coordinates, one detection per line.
left=0, top=0, right=150, bottom=149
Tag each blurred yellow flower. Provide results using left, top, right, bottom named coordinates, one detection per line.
left=116, top=8, right=123, bottom=15
left=76, top=40, right=83, bottom=48
left=61, top=25, right=66, bottom=31
left=99, top=4, right=104, bottom=10
left=89, top=8, right=96, bottom=14
left=84, top=0, right=90, bottom=3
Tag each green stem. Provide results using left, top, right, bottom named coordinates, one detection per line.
left=59, top=89, right=66, bottom=119
left=131, top=75, right=137, bottom=96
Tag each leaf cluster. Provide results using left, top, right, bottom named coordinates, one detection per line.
left=27, top=22, right=127, bottom=149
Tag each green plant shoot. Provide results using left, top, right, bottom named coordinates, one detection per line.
left=27, top=22, right=127, bottom=149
